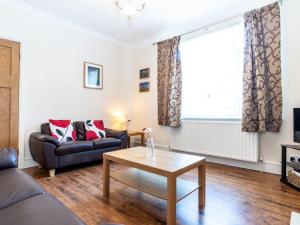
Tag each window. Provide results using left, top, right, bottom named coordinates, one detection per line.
left=181, top=22, right=244, bottom=120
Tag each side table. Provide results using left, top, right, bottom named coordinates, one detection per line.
left=128, top=131, right=145, bottom=148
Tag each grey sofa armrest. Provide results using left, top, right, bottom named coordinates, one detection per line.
left=105, top=128, right=128, bottom=149
left=0, top=148, right=18, bottom=170
left=30, top=132, right=59, bottom=146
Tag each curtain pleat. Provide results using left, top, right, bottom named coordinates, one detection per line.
left=157, top=37, right=182, bottom=127
left=242, top=2, right=282, bottom=132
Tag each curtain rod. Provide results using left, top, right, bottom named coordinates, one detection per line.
left=152, top=0, right=284, bottom=46
left=152, top=14, right=241, bottom=46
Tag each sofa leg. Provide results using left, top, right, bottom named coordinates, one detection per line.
left=38, top=163, right=42, bottom=169
left=49, top=169, right=55, bottom=177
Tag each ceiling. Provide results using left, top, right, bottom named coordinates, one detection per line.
left=0, top=0, right=275, bottom=48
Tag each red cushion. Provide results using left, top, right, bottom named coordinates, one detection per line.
left=84, top=120, right=106, bottom=140
left=49, top=119, right=76, bottom=143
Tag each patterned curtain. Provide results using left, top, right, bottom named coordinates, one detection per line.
left=157, top=36, right=182, bottom=127
left=242, top=2, right=282, bottom=132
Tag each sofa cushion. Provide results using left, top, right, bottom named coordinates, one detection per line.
left=0, top=168, right=44, bottom=210
left=92, top=138, right=122, bottom=149
left=55, top=141, right=94, bottom=156
left=0, top=194, right=84, bottom=225
left=49, top=119, right=76, bottom=143
left=84, top=120, right=106, bottom=140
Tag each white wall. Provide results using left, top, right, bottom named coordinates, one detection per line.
left=131, top=0, right=300, bottom=174
left=131, top=46, right=171, bottom=148
left=0, top=3, right=133, bottom=168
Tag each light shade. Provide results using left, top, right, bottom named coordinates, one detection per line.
left=115, top=115, right=126, bottom=124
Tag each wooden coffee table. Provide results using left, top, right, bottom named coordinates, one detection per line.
left=102, top=147, right=206, bottom=225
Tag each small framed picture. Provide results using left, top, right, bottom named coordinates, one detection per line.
left=140, top=68, right=150, bottom=79
left=139, top=82, right=150, bottom=92
left=84, top=62, right=103, bottom=89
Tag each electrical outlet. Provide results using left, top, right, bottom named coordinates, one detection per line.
left=288, top=154, right=300, bottom=163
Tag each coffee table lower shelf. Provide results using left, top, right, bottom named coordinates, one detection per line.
left=111, top=168, right=200, bottom=202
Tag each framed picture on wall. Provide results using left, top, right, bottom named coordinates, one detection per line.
left=139, top=68, right=150, bottom=79
left=139, top=82, right=150, bottom=92
left=84, top=62, right=103, bottom=89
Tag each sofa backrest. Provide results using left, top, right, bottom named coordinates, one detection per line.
left=41, top=121, right=86, bottom=141
left=73, top=121, right=86, bottom=141
left=41, top=123, right=51, bottom=136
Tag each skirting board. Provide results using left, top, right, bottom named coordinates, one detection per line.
left=290, top=212, right=300, bottom=225
left=153, top=144, right=281, bottom=175
left=23, top=157, right=38, bottom=168
left=205, top=156, right=281, bottom=175
left=23, top=144, right=282, bottom=175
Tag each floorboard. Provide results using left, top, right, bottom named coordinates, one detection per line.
left=24, top=162, right=300, bottom=225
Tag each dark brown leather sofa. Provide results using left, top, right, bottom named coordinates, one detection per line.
left=0, top=148, right=85, bottom=225
left=29, top=121, right=128, bottom=177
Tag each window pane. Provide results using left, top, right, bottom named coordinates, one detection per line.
left=181, top=23, right=244, bottom=120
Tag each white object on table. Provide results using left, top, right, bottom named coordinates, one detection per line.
left=291, top=212, right=300, bottom=225
left=144, top=128, right=155, bottom=157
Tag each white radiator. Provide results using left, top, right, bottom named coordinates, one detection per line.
left=170, top=121, right=259, bottom=162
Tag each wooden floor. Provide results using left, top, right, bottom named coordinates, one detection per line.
left=25, top=162, right=300, bottom=225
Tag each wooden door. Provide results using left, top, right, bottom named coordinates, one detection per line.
left=0, top=38, right=20, bottom=151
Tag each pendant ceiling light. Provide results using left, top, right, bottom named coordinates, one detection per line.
left=114, top=0, right=145, bottom=24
